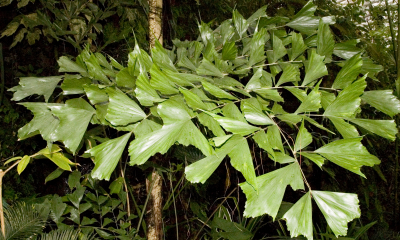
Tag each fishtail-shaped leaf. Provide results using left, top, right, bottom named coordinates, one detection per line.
left=283, top=192, right=313, bottom=240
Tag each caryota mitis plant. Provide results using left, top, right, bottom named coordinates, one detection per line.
left=7, top=1, right=400, bottom=239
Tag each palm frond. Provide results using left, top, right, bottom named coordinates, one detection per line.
left=2, top=201, right=45, bottom=240
left=38, top=229, right=97, bottom=240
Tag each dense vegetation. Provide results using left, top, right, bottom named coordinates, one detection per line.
left=1, top=0, right=400, bottom=239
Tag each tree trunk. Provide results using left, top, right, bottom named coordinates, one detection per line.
left=147, top=0, right=163, bottom=239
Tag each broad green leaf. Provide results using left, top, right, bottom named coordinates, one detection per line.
left=87, top=133, right=132, bottom=181
left=314, top=138, right=380, bottom=177
left=295, top=84, right=321, bottom=113
left=272, top=34, right=287, bottom=63
left=348, top=119, right=397, bottom=141
left=17, top=155, right=30, bottom=175
left=207, top=112, right=259, bottom=136
left=294, top=121, right=312, bottom=152
left=50, top=99, right=95, bottom=153
left=45, top=168, right=64, bottom=183
left=37, top=145, right=74, bottom=171
left=105, top=88, right=146, bottom=126
left=361, top=90, right=400, bottom=117
left=185, top=136, right=240, bottom=183
left=283, top=192, right=312, bottom=240
left=180, top=88, right=208, bottom=110
left=240, top=163, right=304, bottom=218
left=197, top=59, right=224, bottom=78
left=222, top=41, right=237, bottom=61
left=277, top=114, right=303, bottom=125
left=267, top=124, right=284, bottom=152
left=83, top=84, right=108, bottom=105
left=0, top=21, right=19, bottom=37
left=116, top=67, right=135, bottom=88
left=302, top=49, right=327, bottom=86
left=176, top=119, right=213, bottom=156
left=18, top=102, right=61, bottom=141
left=128, top=41, right=153, bottom=73
left=228, top=137, right=257, bottom=190
left=242, top=98, right=274, bottom=125
left=109, top=177, right=124, bottom=194
left=313, top=191, right=361, bottom=237
left=286, top=1, right=319, bottom=35
left=273, top=152, right=296, bottom=164
left=247, top=5, right=267, bottom=23
left=285, top=87, right=307, bottom=102
left=222, top=102, right=246, bottom=123
left=157, top=96, right=193, bottom=123
left=150, top=64, right=179, bottom=95
left=276, top=65, right=300, bottom=87
left=9, top=76, right=62, bottom=102
left=212, top=135, right=233, bottom=147
left=61, top=76, right=92, bottom=95
left=133, top=119, right=162, bottom=138
left=151, top=38, right=176, bottom=72
left=202, top=81, right=237, bottom=100
left=290, top=32, right=307, bottom=61
left=245, top=68, right=271, bottom=90
left=254, top=89, right=284, bottom=102
left=333, top=39, right=362, bottom=59
left=320, top=90, right=336, bottom=110
left=135, top=73, right=164, bottom=106
left=198, top=112, right=226, bottom=137
left=233, top=10, right=249, bottom=38
left=85, top=54, right=110, bottom=84
left=300, top=152, right=325, bottom=168
left=58, top=56, right=87, bottom=74
left=332, top=54, right=362, bottom=89
left=361, top=57, right=384, bottom=80
left=324, top=77, right=366, bottom=117
left=317, top=19, right=334, bottom=62
left=253, top=130, right=275, bottom=159
left=248, top=28, right=268, bottom=66
left=328, top=117, right=359, bottom=139
left=68, top=171, right=81, bottom=189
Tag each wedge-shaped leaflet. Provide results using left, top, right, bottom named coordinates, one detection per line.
left=83, top=84, right=108, bottom=105
left=116, top=67, right=135, bottom=88
left=206, top=112, right=259, bottom=136
left=253, top=130, right=275, bottom=158
left=228, top=137, right=257, bottom=190
left=242, top=98, right=274, bottom=125
left=294, top=121, right=312, bottom=152
left=180, top=88, right=208, bottom=110
left=320, top=90, right=336, bottom=110
left=222, top=41, right=238, bottom=61
left=36, top=145, right=75, bottom=171
left=222, top=102, right=246, bottom=123
left=151, top=39, right=176, bottom=72
left=18, top=102, right=61, bottom=141
left=185, top=135, right=239, bottom=183
left=286, top=1, right=319, bottom=35
left=328, top=117, right=359, bottom=139
left=86, top=133, right=132, bottom=181
left=361, top=90, right=400, bottom=117
left=317, top=19, right=334, bottom=62
left=202, top=81, right=237, bottom=100
left=267, top=124, right=285, bottom=152
left=61, top=76, right=92, bottom=95
left=285, top=87, right=307, bottom=102
left=128, top=41, right=153, bottom=73
left=197, top=112, right=226, bottom=137
left=314, top=138, right=380, bottom=177
left=157, top=95, right=194, bottom=123
left=276, top=65, right=300, bottom=87
left=232, top=10, right=249, bottom=38
left=247, top=5, right=267, bottom=23
left=248, top=28, right=268, bottom=66
left=283, top=192, right=313, bottom=240
left=57, top=56, right=87, bottom=74
left=302, top=50, right=327, bottom=86
left=324, top=77, right=366, bottom=117
left=300, top=152, right=325, bottom=168
left=150, top=64, right=179, bottom=95
left=333, top=39, right=362, bottom=59
left=105, top=88, right=146, bottom=126
left=240, top=163, right=304, bottom=218
left=272, top=34, right=287, bottom=63
left=85, top=54, right=110, bottom=84
left=50, top=99, right=95, bottom=154
left=313, top=191, right=361, bottom=238
left=9, top=76, right=62, bottom=102
left=302, top=115, right=334, bottom=134
left=135, top=73, right=164, bottom=106
left=332, top=54, right=362, bottom=89
left=295, top=84, right=321, bottom=114
left=133, top=119, right=162, bottom=138
left=348, top=119, right=397, bottom=141
left=290, top=32, right=307, bottom=61
left=197, top=59, right=224, bottom=78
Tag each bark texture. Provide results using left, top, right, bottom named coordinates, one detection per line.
left=147, top=0, right=163, bottom=239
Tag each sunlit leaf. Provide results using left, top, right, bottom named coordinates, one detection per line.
left=332, top=54, right=362, bottom=89
left=61, top=76, right=91, bottom=95
left=197, top=112, right=226, bottom=137
left=83, top=84, right=108, bottom=105
left=105, top=88, right=146, bottom=126
left=300, top=152, right=325, bottom=168
left=333, top=39, right=362, bottom=59
left=206, top=112, right=259, bottom=136
left=348, top=119, right=397, bottom=141
left=222, top=102, right=246, bottom=123
left=151, top=38, right=176, bottom=72
left=283, top=192, right=312, bottom=240
left=314, top=138, right=380, bottom=177
left=313, top=191, right=361, bottom=237
left=9, top=76, right=63, bottom=102
left=17, top=155, right=30, bottom=175
left=36, top=145, right=74, bottom=171
left=87, top=133, right=132, bottom=181
left=361, top=90, right=400, bottom=117
left=240, top=163, right=304, bottom=218
left=135, top=73, right=164, bottom=106
left=116, top=67, right=135, bottom=88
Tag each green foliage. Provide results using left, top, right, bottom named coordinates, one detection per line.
left=0, top=0, right=148, bottom=50
left=9, top=1, right=400, bottom=239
